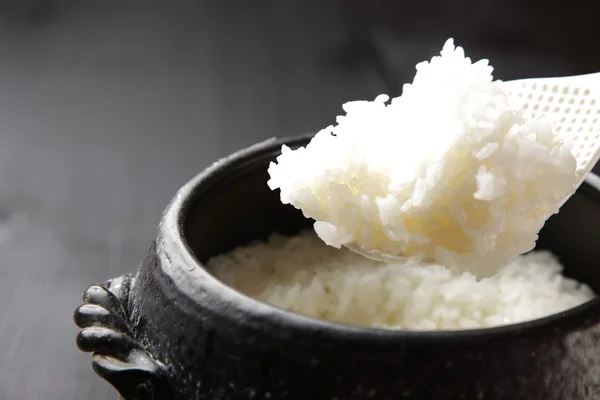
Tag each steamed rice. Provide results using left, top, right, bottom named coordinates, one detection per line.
left=267, top=39, right=577, bottom=277
left=208, top=231, right=594, bottom=330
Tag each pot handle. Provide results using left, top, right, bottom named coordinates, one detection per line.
left=74, top=273, right=170, bottom=400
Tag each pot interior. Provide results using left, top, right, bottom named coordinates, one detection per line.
left=183, top=142, right=600, bottom=294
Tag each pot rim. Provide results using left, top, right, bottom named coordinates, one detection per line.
left=157, top=133, right=600, bottom=343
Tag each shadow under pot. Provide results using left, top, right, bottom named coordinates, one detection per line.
left=74, top=133, right=600, bottom=400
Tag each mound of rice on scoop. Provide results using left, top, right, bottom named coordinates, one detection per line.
left=268, top=39, right=577, bottom=277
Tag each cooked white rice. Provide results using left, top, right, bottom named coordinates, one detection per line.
left=267, top=38, right=577, bottom=277
left=208, top=231, right=594, bottom=330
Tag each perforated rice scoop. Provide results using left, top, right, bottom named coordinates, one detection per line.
left=347, top=72, right=600, bottom=263
left=504, top=72, right=600, bottom=186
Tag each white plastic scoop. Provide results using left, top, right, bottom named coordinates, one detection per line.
left=346, top=72, right=600, bottom=263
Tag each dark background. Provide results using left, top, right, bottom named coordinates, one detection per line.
left=0, top=1, right=598, bottom=399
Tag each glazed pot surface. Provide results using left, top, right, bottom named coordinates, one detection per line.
left=76, top=134, right=600, bottom=400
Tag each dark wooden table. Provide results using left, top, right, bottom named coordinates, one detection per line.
left=0, top=1, right=598, bottom=399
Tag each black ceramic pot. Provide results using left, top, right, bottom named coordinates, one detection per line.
left=75, top=133, right=600, bottom=400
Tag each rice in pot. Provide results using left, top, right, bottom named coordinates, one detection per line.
left=208, top=231, right=594, bottom=330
